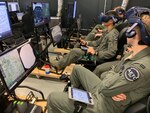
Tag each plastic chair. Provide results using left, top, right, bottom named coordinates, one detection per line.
left=50, top=24, right=63, bottom=47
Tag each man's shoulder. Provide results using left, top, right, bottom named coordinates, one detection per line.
left=108, top=28, right=119, bottom=39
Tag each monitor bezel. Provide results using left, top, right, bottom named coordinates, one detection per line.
left=32, top=2, right=51, bottom=27
left=0, top=40, right=37, bottom=94
left=0, top=2, right=13, bottom=41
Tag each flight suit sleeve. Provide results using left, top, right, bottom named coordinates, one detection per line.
left=100, top=63, right=150, bottom=96
left=87, top=37, right=103, bottom=47
left=96, top=32, right=118, bottom=60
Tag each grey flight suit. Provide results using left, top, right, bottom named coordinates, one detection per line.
left=85, top=24, right=106, bottom=41
left=57, top=28, right=119, bottom=69
left=47, top=46, right=150, bottom=113
left=93, top=60, right=120, bottom=78
left=74, top=24, right=106, bottom=48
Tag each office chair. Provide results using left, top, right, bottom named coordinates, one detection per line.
left=50, top=24, right=63, bottom=47
left=124, top=94, right=150, bottom=113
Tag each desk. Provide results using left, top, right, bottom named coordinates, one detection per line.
left=53, top=48, right=70, bottom=55
left=31, top=64, right=75, bottom=79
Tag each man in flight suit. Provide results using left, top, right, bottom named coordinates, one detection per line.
left=47, top=8, right=150, bottom=113
left=50, top=10, right=119, bottom=70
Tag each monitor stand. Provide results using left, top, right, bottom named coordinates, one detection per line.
left=5, top=100, right=42, bottom=113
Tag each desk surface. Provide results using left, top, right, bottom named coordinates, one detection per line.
left=31, top=64, right=75, bottom=79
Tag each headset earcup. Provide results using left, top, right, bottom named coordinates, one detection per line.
left=111, top=16, right=118, bottom=23
left=126, top=29, right=136, bottom=38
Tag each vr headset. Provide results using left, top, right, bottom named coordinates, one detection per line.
left=126, top=17, right=150, bottom=45
left=116, top=8, right=125, bottom=15
left=126, top=6, right=150, bottom=19
left=99, top=13, right=117, bottom=23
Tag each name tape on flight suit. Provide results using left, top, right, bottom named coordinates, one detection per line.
left=124, top=67, right=140, bottom=81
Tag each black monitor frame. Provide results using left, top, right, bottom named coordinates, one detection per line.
left=7, top=2, right=20, bottom=12
left=0, top=40, right=37, bottom=95
left=32, top=2, right=50, bottom=27
left=0, top=2, right=13, bottom=41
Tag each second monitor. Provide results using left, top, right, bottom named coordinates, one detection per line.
left=32, top=2, right=50, bottom=27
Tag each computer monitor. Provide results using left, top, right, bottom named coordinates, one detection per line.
left=73, top=0, right=77, bottom=19
left=32, top=2, right=50, bottom=27
left=0, top=2, right=13, bottom=41
left=68, top=0, right=77, bottom=19
left=16, top=12, right=24, bottom=21
left=7, top=2, right=20, bottom=12
left=0, top=40, right=37, bottom=94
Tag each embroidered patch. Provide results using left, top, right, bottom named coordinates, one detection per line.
left=124, top=67, right=140, bottom=82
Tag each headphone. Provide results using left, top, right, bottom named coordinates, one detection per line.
left=126, top=6, right=150, bottom=20
left=126, top=17, right=150, bottom=45
left=125, top=23, right=138, bottom=38
left=111, top=16, right=118, bottom=23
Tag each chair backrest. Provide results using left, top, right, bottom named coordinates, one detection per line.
left=22, top=12, right=34, bottom=39
left=115, top=22, right=128, bottom=56
left=51, top=24, right=62, bottom=46
left=124, top=95, right=150, bottom=113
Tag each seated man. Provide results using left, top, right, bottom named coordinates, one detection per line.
left=113, top=6, right=126, bottom=25
left=93, top=45, right=132, bottom=78
left=50, top=10, right=119, bottom=70
left=83, top=24, right=106, bottom=41
left=47, top=10, right=150, bottom=113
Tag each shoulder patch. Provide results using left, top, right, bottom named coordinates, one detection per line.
left=124, top=67, right=140, bottom=82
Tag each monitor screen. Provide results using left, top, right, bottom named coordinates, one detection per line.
left=16, top=12, right=24, bottom=21
left=73, top=0, right=77, bottom=18
left=68, top=0, right=77, bottom=19
left=7, top=2, right=20, bottom=12
left=0, top=2, right=13, bottom=40
left=32, top=2, right=50, bottom=27
left=0, top=41, right=36, bottom=93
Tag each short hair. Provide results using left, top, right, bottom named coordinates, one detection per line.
left=141, top=14, right=150, bottom=36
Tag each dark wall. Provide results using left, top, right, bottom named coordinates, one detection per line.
left=69, top=0, right=150, bottom=29
left=76, top=0, right=116, bottom=28
left=76, top=0, right=102, bottom=29
left=61, top=0, right=113, bottom=29
left=127, top=0, right=150, bottom=9
left=111, top=0, right=123, bottom=9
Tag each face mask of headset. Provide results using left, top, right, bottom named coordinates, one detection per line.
left=99, top=14, right=112, bottom=23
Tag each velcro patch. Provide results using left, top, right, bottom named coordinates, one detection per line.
left=124, top=67, right=140, bottom=82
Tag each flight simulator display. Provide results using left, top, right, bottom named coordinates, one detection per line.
left=32, top=2, right=50, bottom=27
left=7, top=2, right=20, bottom=12
left=0, top=2, right=13, bottom=41
left=16, top=12, right=24, bottom=21
left=0, top=41, right=36, bottom=93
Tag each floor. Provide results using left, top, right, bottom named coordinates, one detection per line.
left=16, top=75, right=66, bottom=99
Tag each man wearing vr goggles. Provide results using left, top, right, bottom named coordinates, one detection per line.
left=47, top=7, right=150, bottom=113
left=50, top=10, right=119, bottom=71
left=93, top=7, right=150, bottom=78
